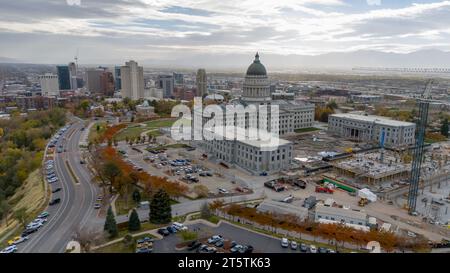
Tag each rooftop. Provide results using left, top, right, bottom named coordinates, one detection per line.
left=331, top=113, right=415, bottom=127
left=204, top=125, right=291, bottom=149
left=315, top=204, right=367, bottom=221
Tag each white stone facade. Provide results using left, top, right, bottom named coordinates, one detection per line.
left=328, top=113, right=416, bottom=147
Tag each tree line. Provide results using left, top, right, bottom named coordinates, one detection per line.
left=0, top=108, right=66, bottom=220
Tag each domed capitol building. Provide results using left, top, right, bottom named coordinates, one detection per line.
left=199, top=53, right=315, bottom=174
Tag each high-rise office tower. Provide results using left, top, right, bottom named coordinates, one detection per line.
left=173, top=72, right=184, bottom=85
left=68, top=62, right=78, bottom=90
left=86, top=68, right=104, bottom=94
left=196, top=69, right=207, bottom=97
left=114, top=66, right=122, bottom=91
left=39, top=73, right=59, bottom=97
left=56, top=65, right=71, bottom=90
left=158, top=75, right=174, bottom=98
left=100, top=71, right=115, bottom=97
left=120, top=60, right=144, bottom=100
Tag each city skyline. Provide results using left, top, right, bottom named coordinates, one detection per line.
left=1, top=1, right=450, bottom=68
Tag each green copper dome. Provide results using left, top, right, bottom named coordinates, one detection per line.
left=246, top=52, right=267, bottom=76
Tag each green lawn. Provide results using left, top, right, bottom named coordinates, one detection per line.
left=144, top=119, right=176, bottom=128
left=94, top=233, right=156, bottom=253
left=294, top=127, right=321, bottom=133
left=88, top=122, right=107, bottom=143
left=190, top=213, right=220, bottom=224
left=114, top=119, right=175, bottom=141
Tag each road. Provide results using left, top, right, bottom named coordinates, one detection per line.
left=19, top=119, right=102, bottom=253
left=116, top=189, right=265, bottom=224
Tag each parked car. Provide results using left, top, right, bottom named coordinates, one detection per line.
left=188, top=240, right=202, bottom=251
left=230, top=244, right=245, bottom=253
left=167, top=226, right=177, bottom=233
left=38, top=212, right=49, bottom=218
left=7, top=236, right=28, bottom=246
left=0, top=245, right=17, bottom=253
left=206, top=246, right=217, bottom=253
left=218, top=188, right=229, bottom=194
left=215, top=239, right=224, bottom=248
left=207, top=235, right=223, bottom=244
left=230, top=241, right=237, bottom=248
left=94, top=203, right=101, bottom=209
left=21, top=227, right=38, bottom=237
left=52, top=188, right=62, bottom=193
left=281, top=238, right=289, bottom=248
left=318, top=247, right=328, bottom=253
left=290, top=241, right=298, bottom=250
left=158, top=228, right=170, bottom=236
left=49, top=198, right=61, bottom=206
left=309, top=245, right=317, bottom=253
left=243, top=245, right=254, bottom=253
left=136, top=248, right=152, bottom=253
left=172, top=222, right=188, bottom=231
left=299, top=243, right=308, bottom=252
left=197, top=244, right=209, bottom=253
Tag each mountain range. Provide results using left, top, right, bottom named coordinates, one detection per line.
left=1, top=49, right=450, bottom=71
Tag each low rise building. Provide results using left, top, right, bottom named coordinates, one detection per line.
left=203, top=126, right=293, bottom=174
left=257, top=200, right=309, bottom=221
left=328, top=113, right=416, bottom=147
left=314, top=204, right=368, bottom=229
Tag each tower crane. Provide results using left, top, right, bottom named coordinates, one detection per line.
left=407, top=80, right=432, bottom=214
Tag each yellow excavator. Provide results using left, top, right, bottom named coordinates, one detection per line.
left=358, top=198, right=369, bottom=207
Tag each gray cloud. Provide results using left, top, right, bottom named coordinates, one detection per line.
left=1, top=0, right=450, bottom=66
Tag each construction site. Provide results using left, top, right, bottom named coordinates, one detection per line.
left=331, top=150, right=410, bottom=185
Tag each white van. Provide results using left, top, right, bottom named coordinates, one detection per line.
left=172, top=222, right=188, bottom=231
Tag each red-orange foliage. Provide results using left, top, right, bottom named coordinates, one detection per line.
left=98, top=124, right=127, bottom=143
left=221, top=204, right=411, bottom=252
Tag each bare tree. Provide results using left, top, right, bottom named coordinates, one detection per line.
left=73, top=227, right=103, bottom=253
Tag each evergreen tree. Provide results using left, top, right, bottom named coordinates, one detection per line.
left=200, top=202, right=212, bottom=219
left=441, top=118, right=449, bottom=138
left=128, top=209, right=141, bottom=232
left=149, top=189, right=172, bottom=224
left=132, top=189, right=141, bottom=204
left=104, top=206, right=118, bottom=238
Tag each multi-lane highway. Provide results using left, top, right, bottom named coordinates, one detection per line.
left=19, top=119, right=102, bottom=253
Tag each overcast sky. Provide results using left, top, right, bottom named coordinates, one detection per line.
left=1, top=0, right=450, bottom=66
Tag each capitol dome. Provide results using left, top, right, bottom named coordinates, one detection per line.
left=246, top=52, right=267, bottom=76
left=241, top=52, right=271, bottom=104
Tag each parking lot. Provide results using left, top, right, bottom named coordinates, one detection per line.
left=153, top=221, right=330, bottom=253
left=117, top=143, right=251, bottom=198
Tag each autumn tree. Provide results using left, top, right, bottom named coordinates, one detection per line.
left=103, top=161, right=122, bottom=193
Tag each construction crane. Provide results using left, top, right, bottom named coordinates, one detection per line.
left=422, top=79, right=433, bottom=99
left=379, top=129, right=386, bottom=163
left=74, top=48, right=79, bottom=73
left=407, top=80, right=432, bottom=214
